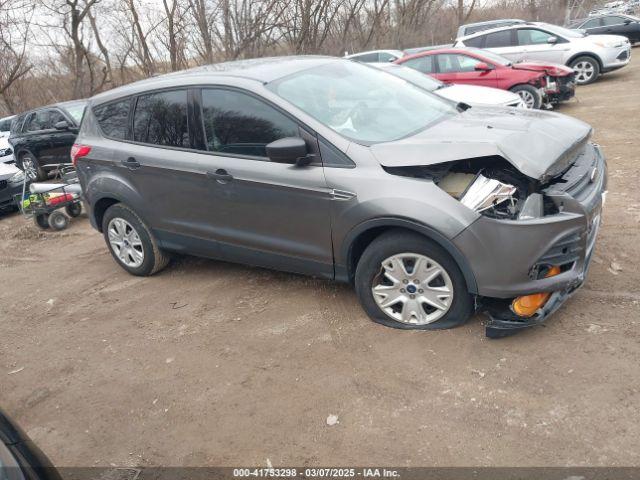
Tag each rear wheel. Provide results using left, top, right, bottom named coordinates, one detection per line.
left=510, top=84, right=542, bottom=109
left=34, top=213, right=50, bottom=230
left=570, top=56, right=600, bottom=85
left=20, top=153, right=46, bottom=181
left=48, top=211, right=69, bottom=231
left=355, top=231, right=473, bottom=330
left=102, top=203, right=170, bottom=276
left=65, top=202, right=82, bottom=218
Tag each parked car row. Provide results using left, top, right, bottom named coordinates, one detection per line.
left=346, top=17, right=632, bottom=109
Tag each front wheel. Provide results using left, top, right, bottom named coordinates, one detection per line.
left=102, top=203, right=170, bottom=276
left=569, top=56, right=600, bottom=85
left=354, top=231, right=473, bottom=330
left=510, top=84, right=542, bottom=109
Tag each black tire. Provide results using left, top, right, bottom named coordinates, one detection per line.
left=65, top=202, right=82, bottom=218
left=48, top=211, right=69, bottom=231
left=34, top=213, right=50, bottom=230
left=569, top=56, right=600, bottom=85
left=354, top=230, right=473, bottom=330
left=19, top=153, right=47, bottom=181
left=102, top=203, right=170, bottom=276
left=510, top=84, right=543, bottom=110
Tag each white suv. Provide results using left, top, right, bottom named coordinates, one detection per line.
left=455, top=22, right=631, bottom=84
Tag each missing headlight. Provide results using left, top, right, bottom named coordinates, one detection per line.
left=460, top=174, right=517, bottom=213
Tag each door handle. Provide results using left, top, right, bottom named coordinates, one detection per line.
left=121, top=157, right=141, bottom=170
left=206, top=169, right=233, bottom=184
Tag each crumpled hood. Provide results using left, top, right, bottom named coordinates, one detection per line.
left=371, top=107, right=592, bottom=181
left=513, top=61, right=574, bottom=77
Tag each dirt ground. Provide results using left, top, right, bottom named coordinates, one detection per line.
left=1, top=55, right=640, bottom=469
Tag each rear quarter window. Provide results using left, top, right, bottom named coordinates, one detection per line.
left=94, top=99, right=131, bottom=140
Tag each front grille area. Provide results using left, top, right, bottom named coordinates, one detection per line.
left=545, top=144, right=602, bottom=203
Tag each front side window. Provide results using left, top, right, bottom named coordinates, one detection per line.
left=48, top=109, right=66, bottom=127
left=485, top=30, right=513, bottom=48
left=269, top=61, right=456, bottom=144
left=134, top=90, right=189, bottom=148
left=63, top=101, right=87, bottom=124
left=437, top=54, right=483, bottom=73
left=94, top=99, right=131, bottom=140
left=517, top=28, right=555, bottom=45
left=401, top=55, right=435, bottom=74
left=24, top=111, right=47, bottom=132
left=200, top=89, right=299, bottom=158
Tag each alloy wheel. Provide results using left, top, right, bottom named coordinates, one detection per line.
left=371, top=253, right=454, bottom=325
left=573, top=61, right=595, bottom=84
left=107, top=217, right=145, bottom=268
left=22, top=157, right=38, bottom=180
left=517, top=90, right=536, bottom=109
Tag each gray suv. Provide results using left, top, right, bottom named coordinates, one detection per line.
left=75, top=56, right=607, bottom=337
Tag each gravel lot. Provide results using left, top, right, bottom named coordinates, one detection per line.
left=1, top=55, right=640, bottom=468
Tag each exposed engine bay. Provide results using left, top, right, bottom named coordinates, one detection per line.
left=385, top=156, right=552, bottom=220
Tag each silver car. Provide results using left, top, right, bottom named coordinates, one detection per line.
left=455, top=22, right=631, bottom=84
left=75, top=57, right=607, bottom=337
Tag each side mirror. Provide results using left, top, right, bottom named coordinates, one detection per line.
left=54, top=120, right=70, bottom=130
left=624, top=19, right=632, bottom=25
left=266, top=137, right=311, bottom=166
left=474, top=62, right=493, bottom=71
left=547, top=36, right=558, bottom=44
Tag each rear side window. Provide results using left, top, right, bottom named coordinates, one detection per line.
left=463, top=36, right=485, bottom=48
left=350, top=52, right=378, bottom=63
left=94, top=100, right=131, bottom=140
left=402, top=55, right=435, bottom=74
left=602, top=16, right=626, bottom=25
left=485, top=30, right=513, bottom=48
left=133, top=90, right=189, bottom=148
left=200, top=89, right=298, bottom=158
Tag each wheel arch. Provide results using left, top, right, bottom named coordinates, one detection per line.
left=567, top=52, right=603, bottom=71
left=92, top=196, right=121, bottom=232
left=339, top=218, right=479, bottom=295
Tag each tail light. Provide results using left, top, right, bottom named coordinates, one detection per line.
left=70, top=144, right=91, bottom=167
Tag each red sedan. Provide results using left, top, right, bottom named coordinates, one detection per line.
left=395, top=47, right=575, bottom=109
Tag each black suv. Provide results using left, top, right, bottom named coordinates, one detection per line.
left=9, top=100, right=86, bottom=180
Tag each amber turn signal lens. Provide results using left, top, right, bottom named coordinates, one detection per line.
left=512, top=266, right=562, bottom=318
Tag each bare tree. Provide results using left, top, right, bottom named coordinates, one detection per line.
left=0, top=0, right=34, bottom=113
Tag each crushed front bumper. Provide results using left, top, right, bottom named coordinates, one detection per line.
left=452, top=143, right=607, bottom=337
left=546, top=75, right=576, bottom=104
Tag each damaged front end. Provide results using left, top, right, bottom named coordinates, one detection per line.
left=384, top=142, right=607, bottom=338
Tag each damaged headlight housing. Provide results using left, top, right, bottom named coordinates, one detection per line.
left=460, top=174, right=516, bottom=213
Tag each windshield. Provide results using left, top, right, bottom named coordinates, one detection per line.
left=465, top=48, right=512, bottom=66
left=541, top=23, right=585, bottom=38
left=62, top=101, right=87, bottom=124
left=268, top=61, right=457, bottom=143
left=376, top=65, right=444, bottom=92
